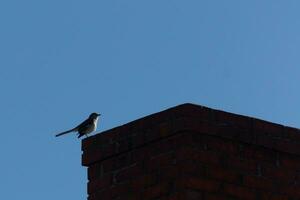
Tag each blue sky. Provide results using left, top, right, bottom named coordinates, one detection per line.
left=1, top=1, right=300, bottom=199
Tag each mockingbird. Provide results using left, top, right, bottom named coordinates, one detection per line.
left=55, top=113, right=101, bottom=138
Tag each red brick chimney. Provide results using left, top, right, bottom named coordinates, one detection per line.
left=82, top=103, right=300, bottom=200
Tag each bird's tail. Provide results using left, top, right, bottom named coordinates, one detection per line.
left=55, top=128, right=76, bottom=137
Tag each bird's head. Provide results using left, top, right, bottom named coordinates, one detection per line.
left=89, top=112, right=101, bottom=119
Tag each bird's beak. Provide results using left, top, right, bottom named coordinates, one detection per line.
left=97, top=114, right=101, bottom=116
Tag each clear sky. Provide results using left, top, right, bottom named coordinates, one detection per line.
left=1, top=1, right=300, bottom=199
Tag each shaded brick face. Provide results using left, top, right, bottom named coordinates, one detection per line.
left=82, top=103, right=300, bottom=200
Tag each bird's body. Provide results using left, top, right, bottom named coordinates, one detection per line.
left=55, top=113, right=100, bottom=138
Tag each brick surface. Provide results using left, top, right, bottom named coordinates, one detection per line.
left=223, top=183, right=256, bottom=200
left=261, top=163, right=296, bottom=183
left=243, top=175, right=275, bottom=191
left=142, top=182, right=171, bottom=199
left=88, top=173, right=112, bottom=194
left=184, top=177, right=221, bottom=193
left=82, top=103, right=300, bottom=200
left=204, top=193, right=228, bottom=200
left=206, top=165, right=241, bottom=184
left=185, top=190, right=203, bottom=200
left=114, top=163, right=143, bottom=183
left=260, top=192, right=289, bottom=200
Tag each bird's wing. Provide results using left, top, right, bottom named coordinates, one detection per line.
left=76, top=118, right=92, bottom=130
left=55, top=128, right=77, bottom=137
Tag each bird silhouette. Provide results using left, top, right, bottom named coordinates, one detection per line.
left=55, top=113, right=100, bottom=138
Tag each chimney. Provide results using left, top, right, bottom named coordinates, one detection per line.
left=82, top=103, right=300, bottom=199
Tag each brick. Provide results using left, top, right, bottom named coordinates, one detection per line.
left=171, top=117, right=217, bottom=135
left=206, top=165, right=241, bottom=184
left=260, top=192, right=289, bottom=200
left=184, top=118, right=210, bottom=133
left=89, top=183, right=138, bottom=200
left=216, top=125, right=252, bottom=142
left=82, top=136, right=94, bottom=151
left=116, top=138, right=133, bottom=152
left=163, top=192, right=182, bottom=200
left=261, top=163, right=296, bottom=183
left=279, top=154, right=300, bottom=170
left=131, top=132, right=145, bottom=147
left=242, top=144, right=277, bottom=163
left=101, top=152, right=134, bottom=174
left=88, top=188, right=112, bottom=200
left=185, top=190, right=203, bottom=200
left=117, top=123, right=138, bottom=139
left=215, top=110, right=252, bottom=129
left=148, top=137, right=176, bottom=157
left=82, top=143, right=116, bottom=166
left=172, top=103, right=213, bottom=120
left=109, top=183, right=136, bottom=199
left=131, top=146, right=150, bottom=162
left=171, top=104, right=197, bottom=118
left=157, top=193, right=183, bottom=200
left=223, top=183, right=256, bottom=200
left=178, top=132, right=200, bottom=147
left=145, top=128, right=162, bottom=143
left=253, top=119, right=284, bottom=138
left=117, top=193, right=142, bottom=200
left=204, top=193, right=228, bottom=200
left=131, top=173, right=157, bottom=190
left=237, top=130, right=255, bottom=144
left=275, top=139, right=300, bottom=155
left=114, top=163, right=143, bottom=183
left=255, top=133, right=276, bottom=149
left=243, top=175, right=275, bottom=191
left=225, top=155, right=258, bottom=173
left=177, top=160, right=206, bottom=178
left=170, top=117, right=189, bottom=134
left=158, top=121, right=173, bottom=137
left=204, top=135, right=240, bottom=155
left=87, top=173, right=112, bottom=194
left=160, top=165, right=180, bottom=182
left=88, top=163, right=101, bottom=180
left=193, top=150, right=221, bottom=166
left=142, top=182, right=171, bottom=199
left=146, top=152, right=174, bottom=172
left=82, top=103, right=300, bottom=200
left=192, top=106, right=214, bottom=121
left=82, top=151, right=97, bottom=166
left=184, top=177, right=221, bottom=193
left=282, top=185, right=300, bottom=197
left=139, top=112, right=168, bottom=128
left=82, top=127, right=119, bottom=151
left=284, top=126, right=300, bottom=141
left=176, top=147, right=220, bottom=166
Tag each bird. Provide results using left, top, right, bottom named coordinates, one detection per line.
left=55, top=113, right=101, bottom=138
